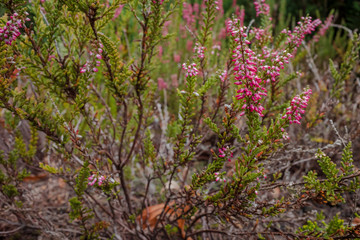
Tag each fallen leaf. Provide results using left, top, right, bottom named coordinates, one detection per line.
left=137, top=202, right=192, bottom=239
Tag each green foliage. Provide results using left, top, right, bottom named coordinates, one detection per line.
left=330, top=33, right=360, bottom=99
left=304, top=142, right=359, bottom=205
left=143, top=129, right=156, bottom=164
left=0, top=0, right=359, bottom=239
left=69, top=196, right=84, bottom=221
left=299, top=212, right=349, bottom=238
left=204, top=117, right=219, bottom=134
left=164, top=224, right=178, bottom=235
left=75, top=160, right=90, bottom=196
left=2, top=184, right=19, bottom=198
left=39, top=162, right=61, bottom=174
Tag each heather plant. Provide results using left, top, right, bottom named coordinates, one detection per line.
left=0, top=0, right=360, bottom=239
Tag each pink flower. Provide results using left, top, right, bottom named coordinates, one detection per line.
left=162, top=20, right=172, bottom=36
left=157, top=78, right=168, bottom=90
left=250, top=27, right=267, bottom=40
left=88, top=174, right=97, bottom=186
left=98, top=176, right=105, bottom=186
left=254, top=0, right=270, bottom=17
left=219, top=28, right=227, bottom=39
left=88, top=174, right=95, bottom=181
left=173, top=54, right=181, bottom=63
left=218, top=147, right=233, bottom=162
left=219, top=70, right=227, bottom=82
left=0, top=12, right=25, bottom=45
left=227, top=16, right=319, bottom=118
left=218, top=148, right=226, bottom=158
left=158, top=45, right=163, bottom=58
left=88, top=174, right=105, bottom=186
left=171, top=74, right=178, bottom=87
left=281, top=87, right=312, bottom=124
left=282, top=132, right=290, bottom=140
left=232, top=0, right=236, bottom=7
left=313, top=15, right=333, bottom=42
left=216, top=0, right=223, bottom=14
left=186, top=40, right=193, bottom=51
left=112, top=5, right=124, bottom=20
left=193, top=43, right=205, bottom=59
left=211, top=44, right=221, bottom=55
left=182, top=63, right=199, bottom=77
left=239, top=8, right=245, bottom=26
left=228, top=20, right=267, bottom=117
left=284, top=16, right=321, bottom=49
left=214, top=172, right=226, bottom=182
left=183, top=2, right=196, bottom=28
left=152, top=0, right=164, bottom=4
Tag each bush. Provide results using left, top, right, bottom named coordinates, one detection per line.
left=0, top=0, right=359, bottom=239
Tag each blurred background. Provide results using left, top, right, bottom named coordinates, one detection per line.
left=224, top=0, right=360, bottom=30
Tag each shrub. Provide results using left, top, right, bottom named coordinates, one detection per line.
left=0, top=0, right=359, bottom=239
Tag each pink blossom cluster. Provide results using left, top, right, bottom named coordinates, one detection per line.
left=171, top=74, right=178, bottom=87
left=214, top=0, right=220, bottom=10
left=182, top=63, right=199, bottom=77
left=227, top=14, right=319, bottom=117
left=173, top=53, right=181, bottom=63
left=253, top=0, right=270, bottom=17
left=256, top=174, right=267, bottom=181
left=228, top=18, right=305, bottom=117
left=186, top=40, right=193, bottom=51
left=282, top=131, right=289, bottom=140
left=281, top=88, right=312, bottom=124
left=88, top=174, right=105, bottom=186
left=204, top=0, right=221, bottom=10
left=214, top=172, right=226, bottom=182
left=211, top=44, right=221, bottom=55
left=152, top=0, right=164, bottom=5
left=282, top=16, right=322, bottom=48
left=249, top=27, right=273, bottom=44
left=250, top=28, right=266, bottom=41
left=182, top=3, right=197, bottom=32
left=260, top=47, right=293, bottom=82
left=112, top=5, right=124, bottom=20
left=238, top=8, right=245, bottom=26
left=162, top=20, right=172, bottom=36
left=219, top=27, right=227, bottom=39
left=180, top=3, right=201, bottom=38
left=80, top=43, right=103, bottom=73
left=15, top=66, right=26, bottom=76
left=219, top=70, right=227, bottom=82
left=157, top=78, right=168, bottom=90
left=0, top=12, right=30, bottom=45
left=218, top=147, right=233, bottom=162
left=225, top=18, right=235, bottom=35
left=158, top=45, right=163, bottom=58
left=250, top=18, right=320, bottom=84
left=313, top=15, right=333, bottom=42
left=194, top=43, right=205, bottom=59
left=217, top=0, right=224, bottom=14
left=228, top=20, right=267, bottom=117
